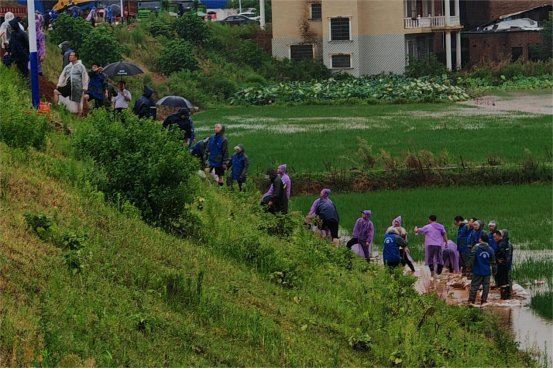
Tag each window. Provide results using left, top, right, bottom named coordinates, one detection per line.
left=511, top=47, right=523, bottom=62
left=290, top=44, right=314, bottom=62
left=331, top=54, right=351, bottom=68
left=330, top=17, right=351, bottom=41
left=311, top=3, right=322, bottom=20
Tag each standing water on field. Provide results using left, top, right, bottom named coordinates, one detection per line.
left=409, top=253, right=553, bottom=365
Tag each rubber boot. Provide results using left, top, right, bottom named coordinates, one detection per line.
left=437, top=264, right=444, bottom=275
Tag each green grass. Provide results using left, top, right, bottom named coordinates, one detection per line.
left=0, top=65, right=538, bottom=367
left=530, top=291, right=553, bottom=320
left=513, top=258, right=553, bottom=285
left=191, top=103, right=553, bottom=174
left=291, top=184, right=553, bottom=260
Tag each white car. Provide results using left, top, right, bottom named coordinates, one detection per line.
left=238, top=12, right=260, bottom=21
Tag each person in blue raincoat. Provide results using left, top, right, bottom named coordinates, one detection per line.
left=454, top=216, right=471, bottom=275
left=226, top=144, right=249, bottom=192
left=487, top=220, right=498, bottom=253
left=84, top=63, right=108, bottom=109
left=383, top=227, right=407, bottom=273
left=163, top=108, right=192, bottom=143
left=203, top=124, right=230, bottom=187
left=467, top=233, right=497, bottom=304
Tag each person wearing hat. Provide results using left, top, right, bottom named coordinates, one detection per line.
left=227, top=144, right=249, bottom=192
left=261, top=168, right=288, bottom=214
left=487, top=220, right=498, bottom=253
left=306, top=189, right=340, bottom=247
left=346, top=210, right=374, bottom=263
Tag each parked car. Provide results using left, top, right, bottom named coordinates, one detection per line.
left=219, top=14, right=257, bottom=25
left=238, top=11, right=260, bottom=21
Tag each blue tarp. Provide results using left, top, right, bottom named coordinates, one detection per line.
left=199, top=0, right=227, bottom=9
left=16, top=0, right=46, bottom=14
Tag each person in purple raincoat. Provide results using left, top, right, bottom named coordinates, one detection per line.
left=278, top=164, right=291, bottom=199
left=414, top=215, right=448, bottom=276
left=28, top=19, right=45, bottom=75
left=392, top=216, right=415, bottom=272
left=442, top=240, right=460, bottom=273
left=346, top=210, right=374, bottom=262
left=306, top=189, right=340, bottom=247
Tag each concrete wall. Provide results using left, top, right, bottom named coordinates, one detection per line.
left=272, top=0, right=451, bottom=76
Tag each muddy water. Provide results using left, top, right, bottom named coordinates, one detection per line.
left=410, top=261, right=553, bottom=361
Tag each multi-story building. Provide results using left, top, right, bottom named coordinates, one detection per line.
left=271, top=0, right=463, bottom=76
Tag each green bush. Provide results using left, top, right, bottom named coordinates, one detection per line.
left=0, top=65, right=50, bottom=150
left=144, top=17, right=174, bottom=38
left=73, top=109, right=199, bottom=227
left=157, top=39, right=198, bottom=75
left=239, top=39, right=268, bottom=69
left=80, top=27, right=122, bottom=66
left=173, top=13, right=212, bottom=46
left=405, top=53, right=448, bottom=78
left=50, top=14, right=93, bottom=52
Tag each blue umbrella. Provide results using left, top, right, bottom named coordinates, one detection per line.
left=157, top=96, right=194, bottom=109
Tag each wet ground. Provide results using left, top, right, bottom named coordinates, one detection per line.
left=411, top=261, right=553, bottom=359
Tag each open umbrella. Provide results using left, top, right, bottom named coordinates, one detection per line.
left=103, top=62, right=144, bottom=81
left=157, top=95, right=194, bottom=109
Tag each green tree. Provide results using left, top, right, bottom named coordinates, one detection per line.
left=80, top=27, right=122, bottom=66
left=50, top=14, right=93, bottom=52
left=238, top=40, right=268, bottom=69
left=157, top=39, right=199, bottom=75
left=173, top=13, right=212, bottom=46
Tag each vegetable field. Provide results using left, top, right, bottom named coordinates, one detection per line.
left=231, top=75, right=470, bottom=105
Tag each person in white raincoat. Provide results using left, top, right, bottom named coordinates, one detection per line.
left=54, top=50, right=89, bottom=114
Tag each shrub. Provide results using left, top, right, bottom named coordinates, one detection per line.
left=157, top=39, right=199, bottom=75
left=50, top=14, right=93, bottom=52
left=144, top=18, right=174, bottom=38
left=80, top=27, right=122, bottom=66
left=239, top=39, right=268, bottom=69
left=0, top=65, right=50, bottom=150
left=73, top=109, right=199, bottom=227
left=405, top=52, right=448, bottom=78
left=173, top=13, right=212, bottom=46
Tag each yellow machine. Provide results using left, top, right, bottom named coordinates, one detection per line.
left=52, top=0, right=96, bottom=11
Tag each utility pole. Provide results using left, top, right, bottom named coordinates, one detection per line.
left=259, top=0, right=265, bottom=28
left=239, top=0, right=242, bottom=14
left=120, top=0, right=124, bottom=24
left=27, top=0, right=40, bottom=108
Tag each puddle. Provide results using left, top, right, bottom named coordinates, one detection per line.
left=410, top=261, right=553, bottom=359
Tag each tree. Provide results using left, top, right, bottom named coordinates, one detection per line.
left=50, top=14, right=93, bottom=52
left=157, top=39, right=199, bottom=75
left=173, top=13, right=212, bottom=46
left=80, top=27, right=122, bottom=67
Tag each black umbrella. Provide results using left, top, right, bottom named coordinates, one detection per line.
left=157, top=96, right=194, bottom=109
left=103, top=61, right=144, bottom=78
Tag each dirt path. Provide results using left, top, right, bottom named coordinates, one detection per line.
left=459, top=92, right=553, bottom=115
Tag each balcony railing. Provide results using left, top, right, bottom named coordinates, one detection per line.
left=404, top=15, right=461, bottom=29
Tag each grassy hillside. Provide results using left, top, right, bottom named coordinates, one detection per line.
left=0, top=66, right=538, bottom=367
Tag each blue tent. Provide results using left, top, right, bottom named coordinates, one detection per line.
left=199, top=0, right=227, bottom=9
left=16, top=0, right=46, bottom=14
